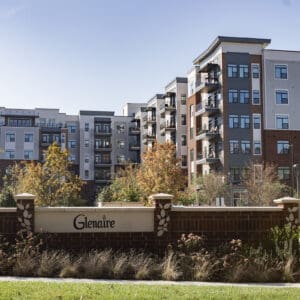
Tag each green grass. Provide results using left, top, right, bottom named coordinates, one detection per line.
left=0, top=282, right=299, bottom=300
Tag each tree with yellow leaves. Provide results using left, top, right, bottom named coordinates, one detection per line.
left=11, top=142, right=84, bottom=206
left=137, top=142, right=186, bottom=201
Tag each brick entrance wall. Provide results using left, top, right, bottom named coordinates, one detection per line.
left=0, top=193, right=299, bottom=251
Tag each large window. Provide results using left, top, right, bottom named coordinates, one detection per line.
left=229, top=140, right=239, bottom=154
left=181, top=114, right=186, bottom=125
left=276, top=90, right=288, bottom=104
left=276, top=115, right=289, bottom=129
left=230, top=167, right=241, bottom=182
left=241, top=140, right=251, bottom=154
left=117, top=140, right=125, bottom=149
left=68, top=125, right=76, bottom=133
left=253, top=114, right=261, bottom=129
left=254, top=141, right=261, bottom=155
left=252, top=64, right=260, bottom=78
left=252, top=90, right=260, bottom=104
left=278, top=167, right=290, bottom=180
left=181, top=94, right=187, bottom=105
left=240, top=115, right=250, bottom=129
left=24, top=133, right=33, bottom=143
left=6, top=133, right=15, bottom=142
left=68, top=140, right=76, bottom=148
left=239, top=65, right=249, bottom=78
left=275, top=65, right=287, bottom=79
left=84, top=123, right=89, bottom=132
left=181, top=135, right=187, bottom=146
left=277, top=140, right=289, bottom=154
left=229, top=115, right=239, bottom=128
left=228, top=64, right=238, bottom=77
left=24, top=150, right=33, bottom=160
left=228, top=89, right=238, bottom=103
left=239, top=90, right=249, bottom=104
left=5, top=150, right=15, bottom=159
left=117, top=124, right=125, bottom=134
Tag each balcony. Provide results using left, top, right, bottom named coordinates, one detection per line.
left=129, top=143, right=140, bottom=151
left=196, top=77, right=219, bottom=93
left=129, top=127, right=140, bottom=135
left=95, top=160, right=112, bottom=167
left=165, top=121, right=176, bottom=131
left=198, top=63, right=220, bottom=74
left=196, top=129, right=220, bottom=141
left=95, top=178, right=112, bottom=184
left=195, top=101, right=220, bottom=117
left=196, top=153, right=220, bottom=165
left=142, top=133, right=156, bottom=141
left=38, top=123, right=64, bottom=132
left=165, top=103, right=176, bottom=112
left=95, top=129, right=112, bottom=136
left=95, top=145, right=112, bottom=152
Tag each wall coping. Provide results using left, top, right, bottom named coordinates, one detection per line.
left=273, top=197, right=300, bottom=204
left=172, top=206, right=283, bottom=212
left=35, top=207, right=155, bottom=213
left=14, top=193, right=35, bottom=200
left=0, top=208, right=17, bottom=212
left=149, top=193, right=174, bottom=200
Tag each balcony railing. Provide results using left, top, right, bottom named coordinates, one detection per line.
left=196, top=153, right=220, bottom=165
left=129, top=127, right=140, bottom=135
left=95, top=129, right=112, bottom=135
left=196, top=77, right=219, bottom=93
left=95, top=160, right=112, bottom=166
left=195, top=101, right=220, bottom=117
left=196, top=128, right=220, bottom=140
left=129, top=144, right=140, bottom=151
left=95, top=145, right=112, bottom=151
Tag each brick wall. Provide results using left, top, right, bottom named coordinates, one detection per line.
left=0, top=194, right=299, bottom=252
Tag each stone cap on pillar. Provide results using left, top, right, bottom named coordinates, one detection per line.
left=14, top=193, right=36, bottom=200
left=273, top=197, right=300, bottom=205
left=149, top=193, right=174, bottom=201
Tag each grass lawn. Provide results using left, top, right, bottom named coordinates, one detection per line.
left=0, top=282, right=300, bottom=300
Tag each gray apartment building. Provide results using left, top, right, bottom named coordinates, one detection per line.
left=187, top=36, right=300, bottom=204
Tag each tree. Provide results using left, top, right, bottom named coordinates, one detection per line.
left=11, top=142, right=84, bottom=206
left=194, top=172, right=230, bottom=205
left=0, top=172, right=16, bottom=207
left=137, top=142, right=186, bottom=201
left=97, top=164, right=142, bottom=203
left=244, top=163, right=287, bottom=206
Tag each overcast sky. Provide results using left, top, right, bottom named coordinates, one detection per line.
left=0, top=0, right=299, bottom=115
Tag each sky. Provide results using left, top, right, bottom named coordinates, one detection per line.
left=0, top=0, right=300, bottom=115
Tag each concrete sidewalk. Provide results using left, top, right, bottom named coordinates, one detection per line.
left=1, top=276, right=300, bottom=288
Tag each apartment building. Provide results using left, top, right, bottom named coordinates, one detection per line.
left=187, top=36, right=300, bottom=203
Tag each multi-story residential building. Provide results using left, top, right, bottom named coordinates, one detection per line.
left=187, top=36, right=300, bottom=204
left=263, top=49, right=300, bottom=187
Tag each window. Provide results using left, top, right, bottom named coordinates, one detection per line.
left=69, top=154, right=76, bottom=162
left=254, top=141, right=261, bottom=155
left=230, top=167, right=240, bottom=182
left=190, top=105, right=194, bottom=139
left=228, top=64, right=238, bottom=77
left=117, top=155, right=126, bottom=163
left=84, top=123, right=89, bottom=132
left=252, top=64, right=260, bottom=78
left=276, top=115, right=289, bottom=129
left=8, top=118, right=33, bottom=127
left=5, top=150, right=15, bottom=159
left=117, top=140, right=125, bottom=149
left=24, top=150, right=33, bottom=160
left=241, top=140, right=251, bottom=154
left=42, top=134, right=49, bottom=143
left=252, top=90, right=260, bottom=104
left=84, top=157, right=89, bottom=163
left=239, top=90, right=249, bottom=104
left=182, top=155, right=187, bottom=167
left=181, top=135, right=187, bottom=146
left=84, top=139, right=89, bottom=147
left=117, top=124, right=125, bottom=134
left=68, top=125, right=76, bottom=133
left=6, top=133, right=15, bottom=142
left=228, top=89, right=238, bottom=103
left=277, top=140, right=289, bottom=154
left=229, top=140, right=239, bottom=154
left=239, top=65, right=249, bottom=78
left=84, top=170, right=89, bottom=178
left=24, top=133, right=33, bottom=143
left=229, top=115, right=239, bottom=128
left=181, top=94, right=186, bottom=105
left=95, top=123, right=111, bottom=133
left=276, top=90, right=288, bottom=104
left=240, top=115, right=250, bottom=129
left=253, top=114, right=261, bottom=129
left=68, top=140, right=76, bottom=148
left=278, top=167, right=290, bottom=180
left=275, top=65, right=287, bottom=79
left=61, top=133, right=65, bottom=143
left=181, top=114, right=186, bottom=125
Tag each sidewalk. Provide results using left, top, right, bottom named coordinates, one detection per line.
left=1, top=276, right=300, bottom=288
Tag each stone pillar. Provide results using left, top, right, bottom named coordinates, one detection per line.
left=15, top=193, right=35, bottom=234
left=150, top=193, right=173, bottom=248
left=274, top=197, right=300, bottom=229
